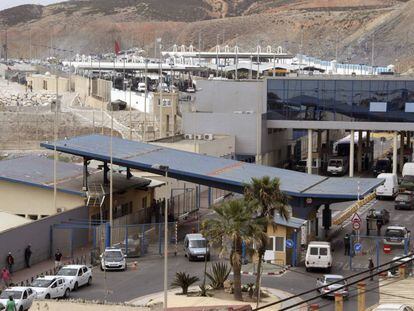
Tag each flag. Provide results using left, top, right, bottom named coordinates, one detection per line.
left=115, top=41, right=121, bottom=55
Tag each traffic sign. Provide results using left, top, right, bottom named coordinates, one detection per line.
left=352, top=221, right=361, bottom=231
left=354, top=243, right=362, bottom=253
left=351, top=213, right=362, bottom=224
left=286, top=239, right=294, bottom=249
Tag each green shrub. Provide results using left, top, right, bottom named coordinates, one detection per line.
left=171, top=272, right=199, bottom=295
left=206, top=262, right=231, bottom=289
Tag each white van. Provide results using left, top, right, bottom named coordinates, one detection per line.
left=402, top=162, right=414, bottom=177
left=137, top=83, right=146, bottom=92
left=327, top=157, right=349, bottom=176
left=376, top=173, right=399, bottom=199
left=305, top=241, right=332, bottom=272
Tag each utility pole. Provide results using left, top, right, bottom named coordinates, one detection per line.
left=299, top=25, right=303, bottom=73
left=4, top=28, right=8, bottom=61
left=371, top=34, right=375, bottom=71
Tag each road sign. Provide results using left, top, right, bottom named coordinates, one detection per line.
left=383, top=244, right=392, bottom=254
left=352, top=221, right=361, bottom=231
left=351, top=213, right=362, bottom=224
left=286, top=239, right=294, bottom=249
left=354, top=243, right=362, bottom=253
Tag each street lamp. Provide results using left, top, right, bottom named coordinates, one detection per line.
left=151, top=164, right=169, bottom=310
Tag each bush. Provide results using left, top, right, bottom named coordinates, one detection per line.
left=171, top=272, right=199, bottom=295
left=206, top=262, right=231, bottom=290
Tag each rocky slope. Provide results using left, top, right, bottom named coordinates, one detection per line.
left=1, top=0, right=413, bottom=70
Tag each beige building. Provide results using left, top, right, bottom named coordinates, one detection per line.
left=27, top=74, right=69, bottom=93
left=152, top=92, right=179, bottom=137
left=0, top=211, right=32, bottom=233
left=0, top=156, right=158, bottom=223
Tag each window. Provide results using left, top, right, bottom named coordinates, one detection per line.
left=310, top=247, right=318, bottom=255
left=275, top=237, right=285, bottom=252
left=406, top=103, right=414, bottom=112
left=142, top=197, right=147, bottom=209
left=51, top=282, right=57, bottom=288
left=78, top=269, right=83, bottom=276
left=43, top=80, right=47, bottom=90
left=369, top=102, right=387, bottom=112
left=266, top=237, right=274, bottom=251
left=320, top=248, right=328, bottom=256
left=83, top=267, right=88, bottom=273
left=23, top=291, right=27, bottom=299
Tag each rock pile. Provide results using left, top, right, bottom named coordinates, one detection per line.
left=0, top=91, right=56, bottom=107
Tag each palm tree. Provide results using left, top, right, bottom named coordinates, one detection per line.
left=203, top=199, right=265, bottom=301
left=244, top=176, right=289, bottom=299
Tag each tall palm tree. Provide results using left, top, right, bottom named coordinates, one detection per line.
left=203, top=199, right=265, bottom=301
left=244, top=176, right=289, bottom=298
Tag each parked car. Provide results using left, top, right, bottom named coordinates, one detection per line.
left=384, top=226, right=411, bottom=247
left=388, top=255, right=414, bottom=277
left=56, top=265, right=92, bottom=291
left=0, top=302, right=4, bottom=311
left=316, top=274, right=349, bottom=298
left=112, top=238, right=144, bottom=257
left=293, top=160, right=307, bottom=172
left=0, top=287, right=36, bottom=311
left=137, top=82, right=146, bottom=92
left=31, top=276, right=70, bottom=299
left=373, top=158, right=392, bottom=175
left=366, top=208, right=390, bottom=225
left=184, top=233, right=210, bottom=261
left=374, top=304, right=413, bottom=311
left=185, top=87, right=196, bottom=93
left=305, top=241, right=332, bottom=272
left=100, top=247, right=127, bottom=271
left=395, top=192, right=414, bottom=210
left=376, top=173, right=399, bottom=199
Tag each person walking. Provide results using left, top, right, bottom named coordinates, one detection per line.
left=1, top=267, right=11, bottom=288
left=24, top=245, right=32, bottom=268
left=369, top=257, right=375, bottom=281
left=6, top=296, right=16, bottom=311
left=6, top=253, right=14, bottom=274
left=54, top=249, right=62, bottom=269
left=344, top=234, right=350, bottom=256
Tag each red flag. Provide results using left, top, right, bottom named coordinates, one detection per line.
left=115, top=41, right=121, bottom=55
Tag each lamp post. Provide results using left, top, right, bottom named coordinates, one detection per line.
left=151, top=164, right=169, bottom=310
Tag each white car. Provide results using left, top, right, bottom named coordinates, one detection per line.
left=374, top=304, right=413, bottom=311
left=0, top=287, right=36, bottom=311
left=31, top=276, right=70, bottom=299
left=101, top=248, right=127, bottom=271
left=56, top=265, right=92, bottom=291
left=384, top=226, right=411, bottom=246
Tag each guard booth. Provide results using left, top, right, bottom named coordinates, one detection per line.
left=264, top=214, right=306, bottom=267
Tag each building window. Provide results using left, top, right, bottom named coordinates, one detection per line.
left=275, top=237, right=285, bottom=252
left=266, top=237, right=274, bottom=251
left=142, top=197, right=147, bottom=209
left=43, top=80, right=47, bottom=90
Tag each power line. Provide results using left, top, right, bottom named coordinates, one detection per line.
left=254, top=252, right=414, bottom=311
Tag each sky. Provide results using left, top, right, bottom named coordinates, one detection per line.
left=0, top=0, right=67, bottom=11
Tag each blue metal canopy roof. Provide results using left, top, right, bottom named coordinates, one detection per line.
left=40, top=134, right=382, bottom=200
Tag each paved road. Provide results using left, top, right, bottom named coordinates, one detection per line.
left=68, top=197, right=414, bottom=311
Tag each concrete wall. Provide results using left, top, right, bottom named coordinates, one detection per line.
left=183, top=112, right=257, bottom=155
left=0, top=181, right=85, bottom=219
left=27, top=75, right=69, bottom=93
left=195, top=80, right=266, bottom=113
left=0, top=205, right=88, bottom=271
left=30, top=301, right=149, bottom=311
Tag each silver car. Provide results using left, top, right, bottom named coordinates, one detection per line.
left=316, top=274, right=349, bottom=298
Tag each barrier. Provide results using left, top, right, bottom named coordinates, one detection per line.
left=332, top=192, right=376, bottom=226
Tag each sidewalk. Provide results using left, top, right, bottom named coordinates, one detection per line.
left=239, top=262, right=287, bottom=276
left=378, top=276, right=414, bottom=307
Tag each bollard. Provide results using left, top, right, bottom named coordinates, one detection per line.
left=357, top=282, right=366, bottom=311
left=334, top=293, right=343, bottom=311
left=399, top=264, right=406, bottom=279
left=309, top=304, right=319, bottom=311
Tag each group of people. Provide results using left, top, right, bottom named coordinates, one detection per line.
left=1, top=246, right=32, bottom=289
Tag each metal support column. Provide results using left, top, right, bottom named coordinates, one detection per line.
left=82, top=158, right=89, bottom=191
left=393, top=131, right=398, bottom=175
left=400, top=132, right=405, bottom=173
left=307, top=129, right=313, bottom=174
left=357, top=131, right=363, bottom=173
left=349, top=130, right=355, bottom=177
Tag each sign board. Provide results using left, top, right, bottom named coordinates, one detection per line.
left=351, top=213, right=362, bottom=224
left=306, top=198, right=313, bottom=205
left=352, top=221, right=361, bottom=231
left=286, top=239, right=294, bottom=249
left=354, top=243, right=362, bottom=253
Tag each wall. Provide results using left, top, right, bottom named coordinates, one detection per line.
left=0, top=180, right=85, bottom=219
left=27, top=75, right=69, bottom=93
left=195, top=80, right=266, bottom=113
left=183, top=112, right=257, bottom=155
left=0, top=205, right=88, bottom=271
left=30, top=301, right=149, bottom=311
left=266, top=224, right=287, bottom=265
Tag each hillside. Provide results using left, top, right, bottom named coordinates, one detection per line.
left=1, top=0, right=413, bottom=70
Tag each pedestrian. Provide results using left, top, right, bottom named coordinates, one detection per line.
left=369, top=257, right=375, bottom=281
left=344, top=234, right=350, bottom=255
left=1, top=267, right=11, bottom=288
left=24, top=245, right=32, bottom=268
left=6, top=253, right=14, bottom=274
left=54, top=249, right=62, bottom=268
left=6, top=296, right=16, bottom=311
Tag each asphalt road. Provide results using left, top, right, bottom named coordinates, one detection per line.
left=68, top=197, right=414, bottom=311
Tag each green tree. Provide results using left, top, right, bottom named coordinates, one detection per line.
left=244, top=176, right=289, bottom=298
left=203, top=199, right=265, bottom=301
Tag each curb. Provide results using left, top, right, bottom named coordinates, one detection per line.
left=236, top=268, right=288, bottom=276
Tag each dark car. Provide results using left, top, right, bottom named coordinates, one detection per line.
left=293, top=160, right=307, bottom=172
left=366, top=208, right=390, bottom=225
left=373, top=159, right=392, bottom=175
left=395, top=192, right=414, bottom=210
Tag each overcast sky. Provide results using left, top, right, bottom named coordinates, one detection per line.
left=0, top=0, right=67, bottom=11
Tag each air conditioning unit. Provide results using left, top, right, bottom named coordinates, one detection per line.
left=195, top=134, right=203, bottom=140
left=56, top=208, right=65, bottom=213
left=184, top=134, right=194, bottom=140
left=204, top=133, right=214, bottom=141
